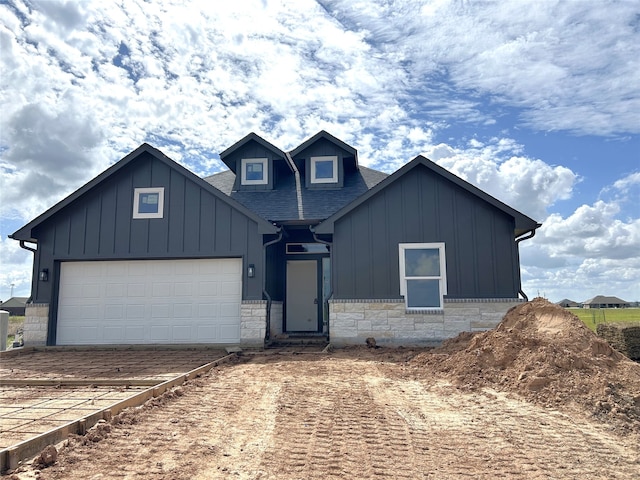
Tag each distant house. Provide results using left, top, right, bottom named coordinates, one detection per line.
left=10, top=131, right=540, bottom=347
left=557, top=299, right=581, bottom=308
left=0, top=297, right=28, bottom=316
left=582, top=295, right=630, bottom=309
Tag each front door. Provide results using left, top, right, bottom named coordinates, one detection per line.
left=286, top=260, right=318, bottom=332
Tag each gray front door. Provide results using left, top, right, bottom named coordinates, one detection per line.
left=286, top=260, right=318, bottom=332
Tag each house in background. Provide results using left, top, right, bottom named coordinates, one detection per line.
left=556, top=299, right=581, bottom=308
left=10, top=131, right=540, bottom=347
left=0, top=297, right=28, bottom=316
left=582, top=295, right=630, bottom=309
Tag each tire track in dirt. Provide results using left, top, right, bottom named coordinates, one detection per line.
left=367, top=371, right=640, bottom=479
left=260, top=360, right=420, bottom=479
left=14, top=353, right=640, bottom=480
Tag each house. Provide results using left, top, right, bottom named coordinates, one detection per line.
left=582, top=295, right=630, bottom=309
left=9, top=131, right=541, bottom=347
left=557, top=299, right=581, bottom=308
left=0, top=297, right=28, bottom=316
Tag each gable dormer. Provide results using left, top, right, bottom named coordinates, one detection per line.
left=289, top=131, right=358, bottom=189
left=219, top=133, right=291, bottom=191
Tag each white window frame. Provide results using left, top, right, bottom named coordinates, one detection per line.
left=133, top=187, right=164, bottom=219
left=399, top=242, right=447, bottom=310
left=241, top=158, right=268, bottom=185
left=310, top=155, right=338, bottom=184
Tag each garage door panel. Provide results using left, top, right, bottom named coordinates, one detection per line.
left=57, top=259, right=242, bottom=345
left=125, top=325, right=146, bottom=342
left=151, top=303, right=171, bottom=318
left=106, top=283, right=126, bottom=297
left=104, top=326, right=125, bottom=343
left=174, top=283, right=193, bottom=296
left=219, top=324, right=240, bottom=341
left=105, top=305, right=124, bottom=319
left=150, top=325, right=171, bottom=342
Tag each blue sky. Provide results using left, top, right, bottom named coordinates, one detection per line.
left=0, top=0, right=638, bottom=303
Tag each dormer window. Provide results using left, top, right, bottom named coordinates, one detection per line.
left=241, top=158, right=268, bottom=185
left=311, top=156, right=338, bottom=184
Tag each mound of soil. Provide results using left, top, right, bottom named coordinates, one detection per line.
left=410, top=298, right=640, bottom=433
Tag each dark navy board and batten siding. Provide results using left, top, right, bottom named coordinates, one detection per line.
left=331, top=164, right=521, bottom=300
left=31, top=152, right=264, bottom=303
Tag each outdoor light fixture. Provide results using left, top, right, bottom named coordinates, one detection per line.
left=247, top=264, right=255, bottom=278
left=39, top=268, right=49, bottom=282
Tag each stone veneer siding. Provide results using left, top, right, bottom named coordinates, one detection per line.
left=329, top=298, right=523, bottom=346
left=23, top=303, right=49, bottom=346
left=241, top=300, right=283, bottom=345
left=240, top=300, right=266, bottom=345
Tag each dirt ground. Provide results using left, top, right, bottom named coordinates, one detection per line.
left=7, top=299, right=640, bottom=479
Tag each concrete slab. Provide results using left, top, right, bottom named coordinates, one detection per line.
left=0, top=347, right=231, bottom=471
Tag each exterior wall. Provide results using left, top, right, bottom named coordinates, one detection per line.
left=224, top=140, right=287, bottom=191
left=268, top=301, right=284, bottom=338
left=331, top=164, right=521, bottom=300
left=240, top=300, right=283, bottom=344
left=240, top=300, right=267, bottom=345
left=30, top=152, right=265, bottom=305
left=23, top=303, right=49, bottom=346
left=329, top=298, right=523, bottom=346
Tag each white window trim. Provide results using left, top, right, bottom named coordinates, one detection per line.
left=310, top=155, right=338, bottom=184
left=399, top=242, right=447, bottom=310
left=241, top=158, right=268, bottom=185
left=133, top=187, right=164, bottom=219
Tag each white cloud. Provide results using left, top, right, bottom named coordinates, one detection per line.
left=422, top=138, right=578, bottom=220
left=0, top=235, right=32, bottom=300
left=321, top=0, right=640, bottom=135
left=521, top=177, right=640, bottom=302
left=0, top=0, right=638, bottom=305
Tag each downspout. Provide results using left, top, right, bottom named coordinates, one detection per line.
left=18, top=240, right=37, bottom=303
left=285, top=152, right=304, bottom=221
left=515, top=227, right=539, bottom=301
left=263, top=230, right=283, bottom=344
left=311, top=227, right=332, bottom=340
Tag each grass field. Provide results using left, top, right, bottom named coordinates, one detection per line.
left=568, top=308, right=640, bottom=331
left=3, top=315, right=24, bottom=347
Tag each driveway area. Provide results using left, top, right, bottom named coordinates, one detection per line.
left=4, top=300, right=640, bottom=479
left=5, top=346, right=640, bottom=480
left=0, top=348, right=227, bottom=454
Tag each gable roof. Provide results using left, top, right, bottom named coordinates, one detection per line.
left=0, top=297, right=28, bottom=308
left=556, top=299, right=580, bottom=306
left=205, top=166, right=388, bottom=223
left=289, top=130, right=358, bottom=165
left=583, top=295, right=629, bottom=305
left=10, top=143, right=278, bottom=242
left=219, top=132, right=289, bottom=172
left=314, top=155, right=541, bottom=236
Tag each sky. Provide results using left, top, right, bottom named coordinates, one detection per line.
left=0, top=0, right=639, bottom=303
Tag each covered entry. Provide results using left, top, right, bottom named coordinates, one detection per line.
left=284, top=243, right=330, bottom=334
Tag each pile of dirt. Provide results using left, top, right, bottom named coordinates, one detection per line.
left=410, top=298, right=640, bottom=433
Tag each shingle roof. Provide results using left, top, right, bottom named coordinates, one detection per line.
left=0, top=297, right=28, bottom=308
left=583, top=295, right=629, bottom=305
left=204, top=166, right=388, bottom=223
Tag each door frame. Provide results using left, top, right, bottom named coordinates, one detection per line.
left=283, top=254, right=330, bottom=334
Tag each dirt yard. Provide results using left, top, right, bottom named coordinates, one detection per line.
left=8, top=299, right=640, bottom=479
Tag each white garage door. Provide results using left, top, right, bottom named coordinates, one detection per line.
left=57, top=259, right=242, bottom=345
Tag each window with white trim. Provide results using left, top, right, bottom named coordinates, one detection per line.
left=241, top=158, right=268, bottom=185
left=133, top=187, right=164, bottom=219
left=310, top=155, right=338, bottom=184
left=399, top=243, right=447, bottom=309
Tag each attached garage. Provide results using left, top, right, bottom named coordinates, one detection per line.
left=56, top=258, right=242, bottom=345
